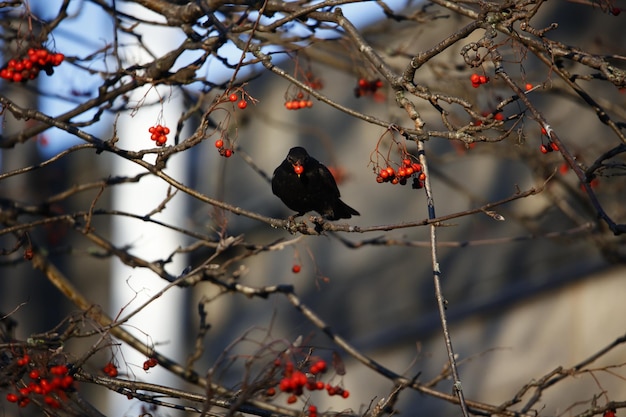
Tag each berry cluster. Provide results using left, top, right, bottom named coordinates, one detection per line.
left=0, top=48, right=64, bottom=83
left=148, top=124, right=170, bottom=146
left=103, top=362, right=118, bottom=377
left=539, top=125, right=559, bottom=154
left=540, top=142, right=559, bottom=154
left=143, top=357, right=158, bottom=371
left=5, top=355, right=74, bottom=410
left=285, top=99, right=313, bottom=110
left=266, top=357, right=349, bottom=408
left=375, top=158, right=426, bottom=189
left=470, top=73, right=490, bottom=88
left=214, top=139, right=233, bottom=158
left=228, top=92, right=248, bottom=109
left=354, top=78, right=383, bottom=98
left=304, top=71, right=324, bottom=90
left=284, top=91, right=313, bottom=110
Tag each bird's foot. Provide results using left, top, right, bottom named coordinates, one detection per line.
left=286, top=215, right=303, bottom=234
left=310, top=216, right=326, bottom=234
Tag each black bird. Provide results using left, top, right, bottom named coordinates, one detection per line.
left=272, top=146, right=360, bottom=220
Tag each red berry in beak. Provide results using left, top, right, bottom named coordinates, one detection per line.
left=293, top=164, right=304, bottom=175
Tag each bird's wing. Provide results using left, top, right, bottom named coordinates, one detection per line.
left=317, top=164, right=341, bottom=198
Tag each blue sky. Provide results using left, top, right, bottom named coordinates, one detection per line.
left=28, top=0, right=410, bottom=156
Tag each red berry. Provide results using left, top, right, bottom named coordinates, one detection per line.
left=541, top=127, right=547, bottom=136
left=292, top=264, right=301, bottom=273
left=12, top=72, right=23, bottom=82
left=287, top=394, right=297, bottom=404
left=470, top=73, right=480, bottom=84
left=162, top=126, right=170, bottom=135
left=293, top=164, right=304, bottom=175
left=306, top=100, right=313, bottom=108
left=341, top=389, right=350, bottom=398
left=379, top=169, right=389, bottom=179
left=29, top=369, right=40, bottom=379
left=237, top=100, right=247, bottom=109
left=285, top=101, right=293, bottom=110
left=266, top=387, right=276, bottom=396
left=51, top=376, right=63, bottom=388
left=313, top=360, right=326, bottom=372
left=358, top=78, right=368, bottom=88
left=224, top=149, right=233, bottom=158
left=471, top=81, right=480, bottom=88
left=104, top=362, right=118, bottom=377
left=611, top=7, right=620, bottom=15
left=540, top=144, right=549, bottom=154
left=6, top=393, right=19, bottom=403
left=52, top=53, right=64, bottom=66
left=18, top=397, right=30, bottom=407
left=550, top=142, right=559, bottom=151
left=38, top=379, right=51, bottom=393
left=60, top=374, right=74, bottom=389
left=525, top=83, right=533, bottom=91
left=280, top=378, right=292, bottom=392
left=479, top=75, right=488, bottom=84
left=215, top=139, right=224, bottom=148
left=44, top=396, right=61, bottom=408
left=228, top=93, right=238, bottom=102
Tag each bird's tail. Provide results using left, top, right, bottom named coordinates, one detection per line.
left=330, top=199, right=360, bottom=220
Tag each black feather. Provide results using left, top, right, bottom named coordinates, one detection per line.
left=271, top=147, right=360, bottom=220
